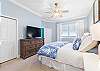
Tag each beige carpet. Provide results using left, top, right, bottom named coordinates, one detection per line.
left=0, top=55, right=57, bottom=71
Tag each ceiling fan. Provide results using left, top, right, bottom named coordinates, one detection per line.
left=44, top=0, right=69, bottom=18
left=44, top=10, right=69, bottom=13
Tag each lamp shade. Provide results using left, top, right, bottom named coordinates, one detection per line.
left=90, top=23, right=100, bottom=41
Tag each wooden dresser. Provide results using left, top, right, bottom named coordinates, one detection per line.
left=20, top=38, right=44, bottom=59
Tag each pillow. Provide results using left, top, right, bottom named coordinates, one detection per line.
left=73, top=38, right=81, bottom=50
left=81, top=33, right=91, bottom=41
left=87, top=43, right=98, bottom=54
left=79, top=35, right=98, bottom=52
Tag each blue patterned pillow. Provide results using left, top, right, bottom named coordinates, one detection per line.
left=73, top=38, right=81, bottom=50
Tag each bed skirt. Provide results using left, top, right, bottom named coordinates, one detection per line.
left=38, top=56, right=84, bottom=71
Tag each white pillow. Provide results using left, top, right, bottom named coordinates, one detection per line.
left=79, top=35, right=98, bottom=52
left=81, top=33, right=91, bottom=41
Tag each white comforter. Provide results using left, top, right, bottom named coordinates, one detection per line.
left=83, top=53, right=100, bottom=71
left=56, top=43, right=84, bottom=69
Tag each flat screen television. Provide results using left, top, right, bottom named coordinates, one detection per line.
left=26, top=26, right=41, bottom=38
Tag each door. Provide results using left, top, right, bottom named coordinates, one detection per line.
left=0, top=16, right=17, bottom=63
left=44, top=28, right=52, bottom=44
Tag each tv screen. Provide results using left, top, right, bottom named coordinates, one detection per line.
left=26, top=26, right=41, bottom=38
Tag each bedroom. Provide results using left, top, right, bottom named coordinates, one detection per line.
left=0, top=0, right=100, bottom=71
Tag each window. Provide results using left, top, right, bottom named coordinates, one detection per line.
left=57, top=20, right=84, bottom=42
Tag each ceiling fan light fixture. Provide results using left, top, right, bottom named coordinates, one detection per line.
left=51, top=9, right=63, bottom=18
left=50, top=0, right=63, bottom=18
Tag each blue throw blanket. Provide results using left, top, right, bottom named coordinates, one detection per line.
left=37, top=42, right=66, bottom=59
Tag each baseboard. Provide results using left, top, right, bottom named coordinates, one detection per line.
left=17, top=55, right=20, bottom=58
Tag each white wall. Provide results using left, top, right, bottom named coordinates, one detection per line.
left=87, top=6, right=94, bottom=31
left=1, top=0, right=42, bottom=39
left=0, top=1, right=1, bottom=15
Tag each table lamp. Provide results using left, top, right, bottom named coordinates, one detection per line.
left=90, top=22, right=100, bottom=57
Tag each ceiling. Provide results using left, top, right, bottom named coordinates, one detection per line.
left=10, top=0, right=95, bottom=22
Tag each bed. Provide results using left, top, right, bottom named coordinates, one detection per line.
left=37, top=33, right=98, bottom=71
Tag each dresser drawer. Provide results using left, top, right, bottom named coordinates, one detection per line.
left=20, top=40, right=31, bottom=46
left=26, top=48, right=36, bottom=55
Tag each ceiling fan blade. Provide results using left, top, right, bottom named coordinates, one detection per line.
left=63, top=10, right=69, bottom=13
left=44, top=11, right=51, bottom=13
left=44, top=10, right=69, bottom=13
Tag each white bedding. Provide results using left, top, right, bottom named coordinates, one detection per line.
left=39, top=55, right=84, bottom=71
left=56, top=43, right=84, bottom=69
left=38, top=33, right=98, bottom=70
left=83, top=53, right=100, bottom=71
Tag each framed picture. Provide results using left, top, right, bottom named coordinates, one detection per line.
left=93, top=0, right=99, bottom=23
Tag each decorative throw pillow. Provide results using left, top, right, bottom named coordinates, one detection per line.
left=73, top=38, right=81, bottom=50
left=81, top=33, right=91, bottom=41
left=79, top=35, right=98, bottom=52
